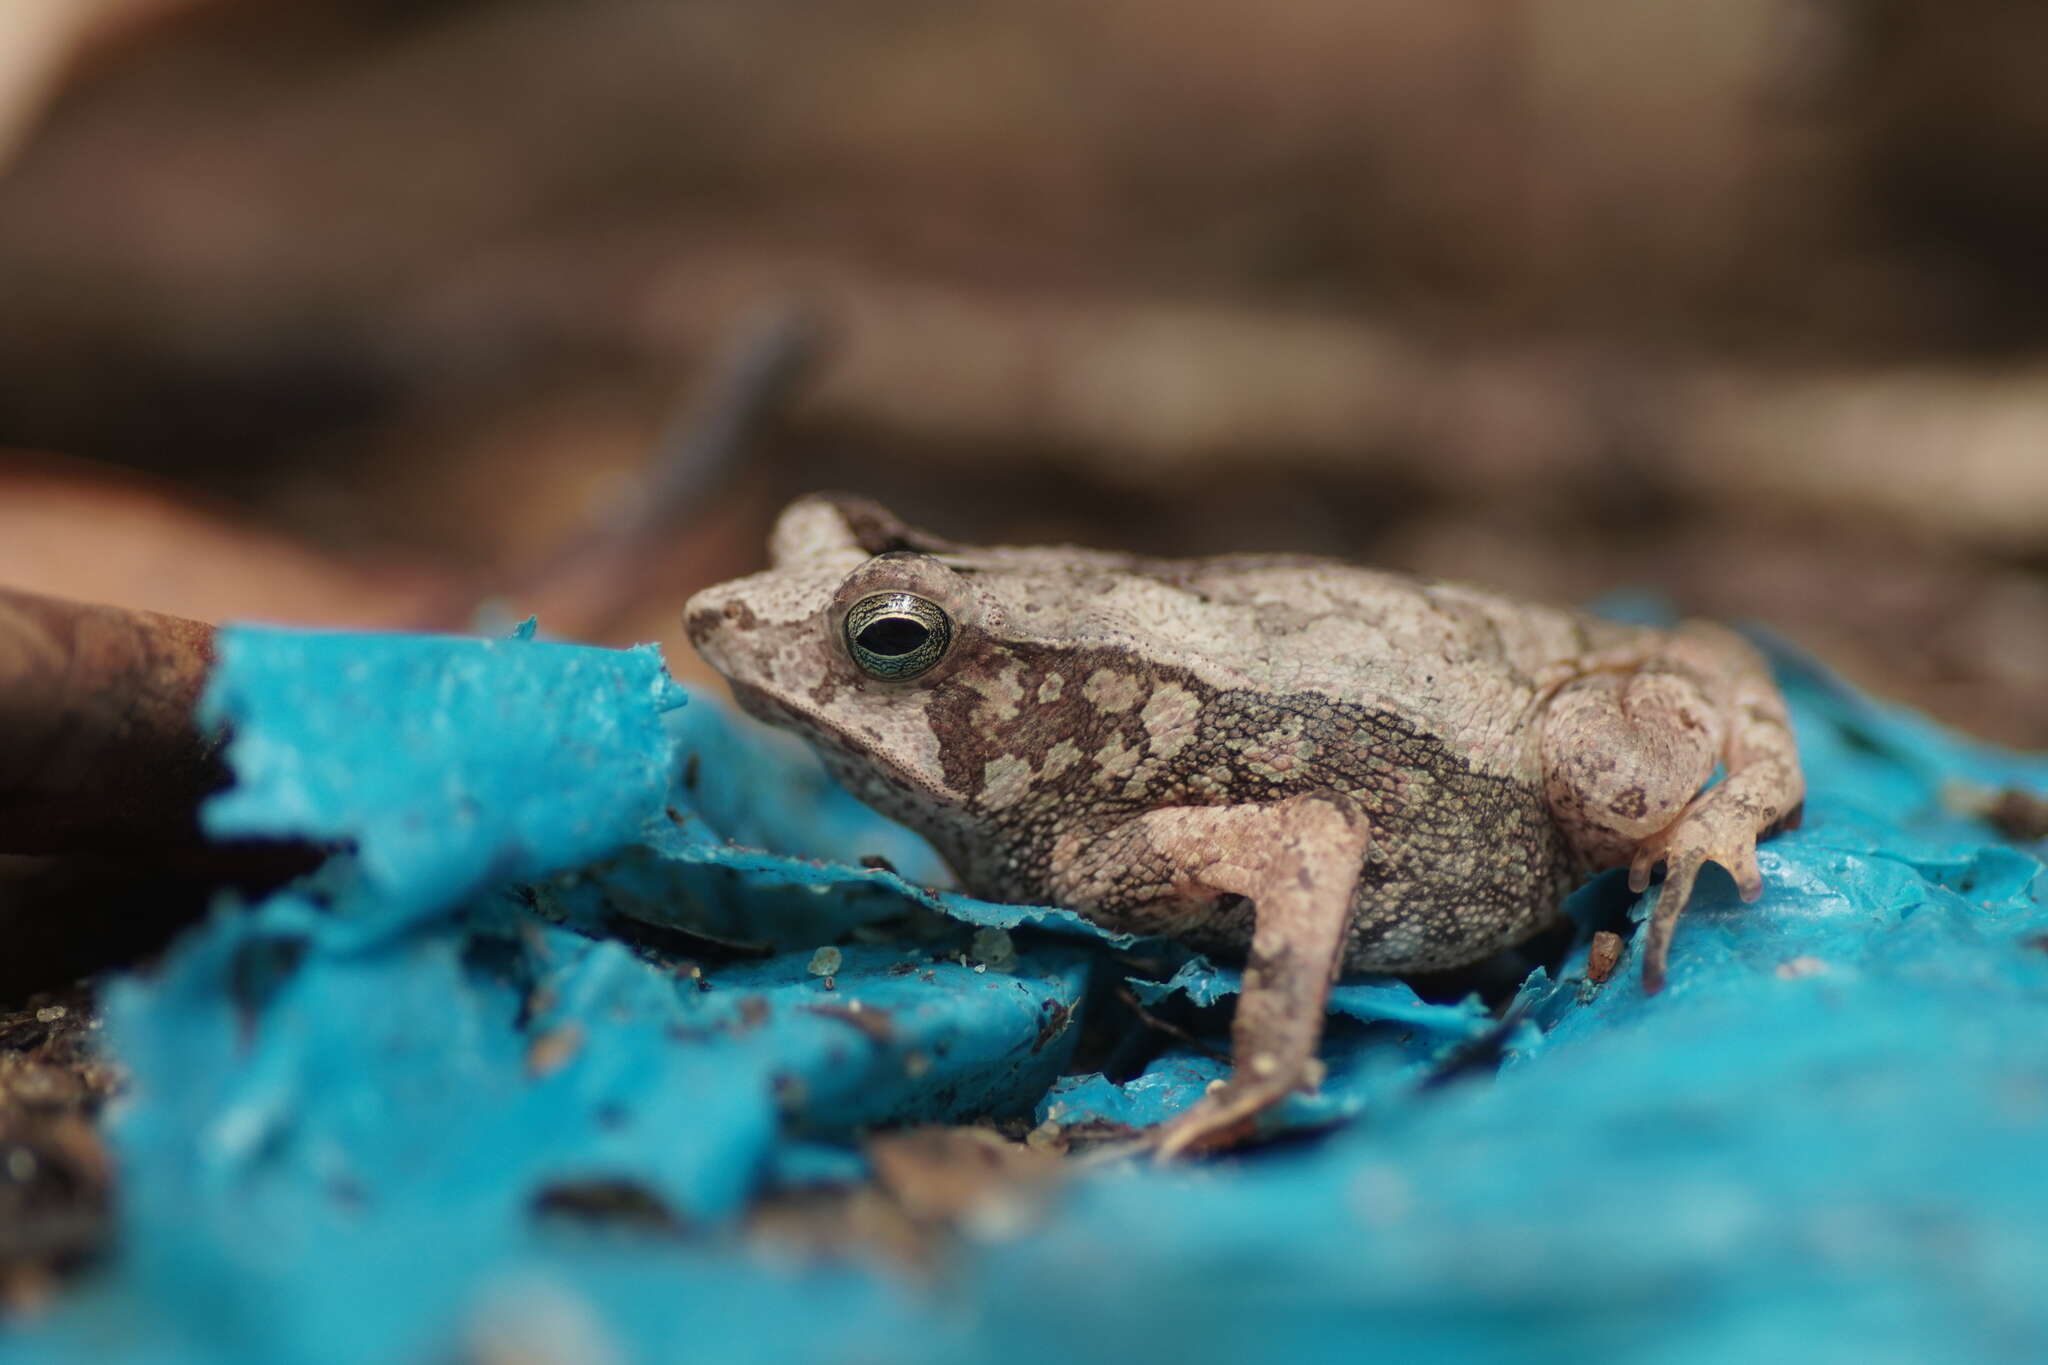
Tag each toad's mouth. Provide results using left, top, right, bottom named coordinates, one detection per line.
left=725, top=678, right=828, bottom=739
left=725, top=678, right=897, bottom=772
left=724, top=679, right=963, bottom=813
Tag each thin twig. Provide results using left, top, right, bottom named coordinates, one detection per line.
left=475, top=301, right=824, bottom=637
left=1113, top=984, right=1228, bottom=1062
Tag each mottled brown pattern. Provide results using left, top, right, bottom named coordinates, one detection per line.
left=841, top=638, right=1578, bottom=973
left=1608, top=787, right=1650, bottom=821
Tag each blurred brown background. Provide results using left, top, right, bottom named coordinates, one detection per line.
left=3, top=0, right=2045, bottom=744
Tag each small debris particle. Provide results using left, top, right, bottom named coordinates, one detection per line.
left=32, top=1008, right=66, bottom=1025
left=1046, top=1118, right=1144, bottom=1155
left=736, top=996, right=771, bottom=1030
left=903, top=1051, right=933, bottom=1079
left=0, top=1111, right=112, bottom=1309
left=1024, top=1121, right=1065, bottom=1154
left=805, top=1003, right=897, bottom=1045
left=745, top=1185, right=934, bottom=1271
left=1777, top=956, right=1829, bottom=980
left=526, top=1024, right=585, bottom=1078
left=1030, top=999, right=1074, bottom=1054
left=973, top=964, right=987, bottom=975
left=1586, top=931, right=1624, bottom=984
left=859, top=854, right=898, bottom=873
left=1987, top=788, right=2048, bottom=842
left=865, top=1127, right=1059, bottom=1234
left=531, top=1178, right=686, bottom=1237
left=823, top=976, right=837, bottom=992
left=1945, top=781, right=2048, bottom=843
left=808, top=946, right=843, bottom=978
left=967, top=927, right=1017, bottom=973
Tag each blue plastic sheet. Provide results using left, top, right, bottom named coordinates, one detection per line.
left=5, top=620, right=2046, bottom=1365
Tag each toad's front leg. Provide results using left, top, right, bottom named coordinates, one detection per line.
left=1047, top=794, right=1373, bottom=1158
left=1540, top=621, right=1805, bottom=992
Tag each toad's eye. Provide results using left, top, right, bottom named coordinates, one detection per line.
left=843, top=592, right=954, bottom=680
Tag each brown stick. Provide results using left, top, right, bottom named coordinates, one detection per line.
left=0, top=588, right=224, bottom=853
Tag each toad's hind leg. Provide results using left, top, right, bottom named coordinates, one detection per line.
left=1540, top=621, right=1804, bottom=992
left=1047, top=794, right=1373, bottom=1158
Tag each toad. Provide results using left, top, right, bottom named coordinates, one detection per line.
left=686, top=496, right=1804, bottom=1154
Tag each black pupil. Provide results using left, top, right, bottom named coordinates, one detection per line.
left=857, top=616, right=930, bottom=657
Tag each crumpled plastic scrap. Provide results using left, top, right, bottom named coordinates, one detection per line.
left=199, top=623, right=685, bottom=937
left=3, top=620, right=2045, bottom=1365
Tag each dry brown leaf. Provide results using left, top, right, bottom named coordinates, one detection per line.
left=0, top=452, right=457, bottom=629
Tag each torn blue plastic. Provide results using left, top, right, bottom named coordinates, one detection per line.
left=1131, top=953, right=1493, bottom=1037
left=5, top=620, right=2046, bottom=1365
left=1071, top=954, right=1504, bottom=1131
left=568, top=690, right=1149, bottom=953
left=200, top=628, right=685, bottom=938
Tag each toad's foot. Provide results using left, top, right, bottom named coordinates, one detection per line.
left=1151, top=1073, right=1307, bottom=1161
left=1541, top=620, right=1805, bottom=992
left=1630, top=776, right=1803, bottom=993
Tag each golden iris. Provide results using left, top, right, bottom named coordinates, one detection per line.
left=843, top=592, right=953, bottom=679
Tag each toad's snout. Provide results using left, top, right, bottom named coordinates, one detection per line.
left=682, top=586, right=758, bottom=659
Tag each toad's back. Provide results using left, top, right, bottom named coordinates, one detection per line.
left=970, top=548, right=1653, bottom=778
